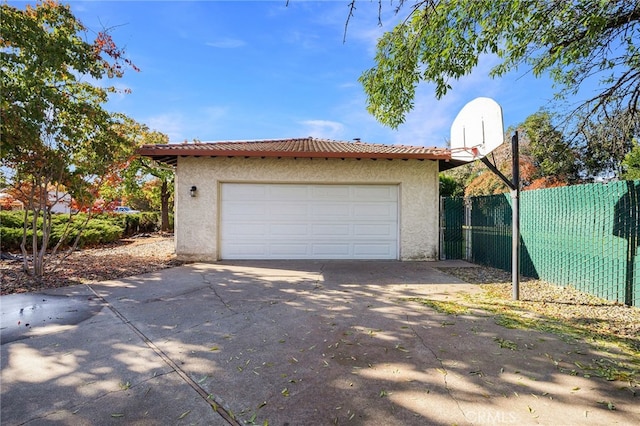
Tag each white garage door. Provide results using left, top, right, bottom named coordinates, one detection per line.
left=220, top=183, right=398, bottom=259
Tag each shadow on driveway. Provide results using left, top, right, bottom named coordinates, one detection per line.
left=2, top=261, right=638, bottom=425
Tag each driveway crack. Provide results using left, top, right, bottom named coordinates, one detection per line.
left=406, top=314, right=469, bottom=424
left=199, top=273, right=237, bottom=313
left=84, top=283, right=240, bottom=426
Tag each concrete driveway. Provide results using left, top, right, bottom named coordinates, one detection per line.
left=1, top=261, right=638, bottom=425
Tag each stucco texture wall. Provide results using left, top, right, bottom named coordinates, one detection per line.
left=175, top=156, right=439, bottom=261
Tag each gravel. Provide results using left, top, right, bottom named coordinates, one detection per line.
left=439, top=266, right=640, bottom=349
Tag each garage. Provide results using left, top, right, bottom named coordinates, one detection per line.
left=220, top=183, right=398, bottom=259
left=138, top=138, right=453, bottom=262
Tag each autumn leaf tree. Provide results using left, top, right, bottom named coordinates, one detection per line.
left=0, top=1, right=139, bottom=278
left=100, top=118, right=174, bottom=231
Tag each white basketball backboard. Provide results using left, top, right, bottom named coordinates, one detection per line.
left=450, top=97, right=504, bottom=162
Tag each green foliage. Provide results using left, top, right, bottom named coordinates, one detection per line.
left=0, top=211, right=160, bottom=251
left=106, top=211, right=163, bottom=236
left=579, top=109, right=639, bottom=178
left=0, top=226, right=29, bottom=251
left=75, top=221, right=122, bottom=246
left=0, top=210, right=27, bottom=228
left=439, top=174, right=464, bottom=197
left=360, top=1, right=639, bottom=130
left=622, top=140, right=640, bottom=180
left=519, top=111, right=578, bottom=182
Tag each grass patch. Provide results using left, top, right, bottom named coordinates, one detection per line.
left=402, top=269, right=640, bottom=385
left=402, top=297, right=470, bottom=315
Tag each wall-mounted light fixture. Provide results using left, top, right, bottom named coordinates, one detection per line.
left=190, top=185, right=197, bottom=198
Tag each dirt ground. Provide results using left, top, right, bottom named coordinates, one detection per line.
left=0, top=234, right=181, bottom=295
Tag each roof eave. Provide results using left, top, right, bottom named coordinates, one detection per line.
left=137, top=148, right=450, bottom=162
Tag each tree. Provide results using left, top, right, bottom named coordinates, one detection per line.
left=1, top=1, right=138, bottom=277
left=119, top=126, right=174, bottom=232
left=460, top=128, right=570, bottom=196
left=359, top=0, right=639, bottom=131
left=439, top=174, right=464, bottom=197
left=576, top=108, right=639, bottom=178
left=622, top=139, right=640, bottom=180
left=519, top=111, right=579, bottom=185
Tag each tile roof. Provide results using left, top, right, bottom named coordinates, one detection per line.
left=137, top=137, right=456, bottom=167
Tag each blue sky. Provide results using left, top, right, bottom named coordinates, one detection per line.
left=19, top=1, right=565, bottom=147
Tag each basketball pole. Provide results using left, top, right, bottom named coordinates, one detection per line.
left=511, top=131, right=520, bottom=301
left=479, top=131, right=520, bottom=300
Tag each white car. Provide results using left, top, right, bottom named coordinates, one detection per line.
left=113, top=206, right=140, bottom=214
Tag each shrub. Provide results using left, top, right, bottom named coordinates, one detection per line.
left=0, top=227, right=24, bottom=251
left=0, top=213, right=125, bottom=251
left=139, top=212, right=159, bottom=233
left=0, top=211, right=27, bottom=228
left=0, top=226, right=43, bottom=251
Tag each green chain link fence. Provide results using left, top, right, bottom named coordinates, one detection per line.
left=441, top=180, right=639, bottom=306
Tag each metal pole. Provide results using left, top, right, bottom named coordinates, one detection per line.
left=511, top=131, right=520, bottom=300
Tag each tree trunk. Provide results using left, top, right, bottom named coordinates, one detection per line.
left=160, top=179, right=170, bottom=232
left=20, top=208, right=30, bottom=275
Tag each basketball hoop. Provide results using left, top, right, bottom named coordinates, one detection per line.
left=450, top=97, right=504, bottom=163
left=449, top=146, right=481, bottom=161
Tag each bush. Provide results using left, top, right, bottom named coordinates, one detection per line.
left=0, top=226, right=43, bottom=252
left=106, top=212, right=164, bottom=236
left=0, top=227, right=25, bottom=251
left=0, top=212, right=125, bottom=251
left=0, top=211, right=27, bottom=228
left=0, top=210, right=173, bottom=251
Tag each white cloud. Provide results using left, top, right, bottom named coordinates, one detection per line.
left=299, top=120, right=345, bottom=139
left=145, top=106, right=230, bottom=142
left=146, top=113, right=187, bottom=142
left=206, top=38, right=246, bottom=49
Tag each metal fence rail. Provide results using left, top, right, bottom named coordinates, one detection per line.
left=440, top=180, right=639, bottom=306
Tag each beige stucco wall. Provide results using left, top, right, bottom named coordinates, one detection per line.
left=175, top=156, right=440, bottom=261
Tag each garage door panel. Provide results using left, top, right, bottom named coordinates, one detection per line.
left=354, top=223, right=395, bottom=237
left=226, top=223, right=267, bottom=236
left=311, top=243, right=351, bottom=256
left=225, top=184, right=268, bottom=200
left=271, top=243, right=310, bottom=256
left=353, top=186, right=396, bottom=200
left=311, top=203, right=351, bottom=219
left=221, top=183, right=398, bottom=260
left=224, top=202, right=267, bottom=216
left=311, top=224, right=350, bottom=236
left=223, top=243, right=268, bottom=257
left=354, top=243, right=395, bottom=256
left=269, top=185, right=309, bottom=200
left=270, top=224, right=308, bottom=236
left=269, top=203, right=308, bottom=217
left=353, top=203, right=398, bottom=220
left=311, top=186, right=351, bottom=199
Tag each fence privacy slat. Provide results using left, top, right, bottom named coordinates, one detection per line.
left=441, top=180, right=639, bottom=306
